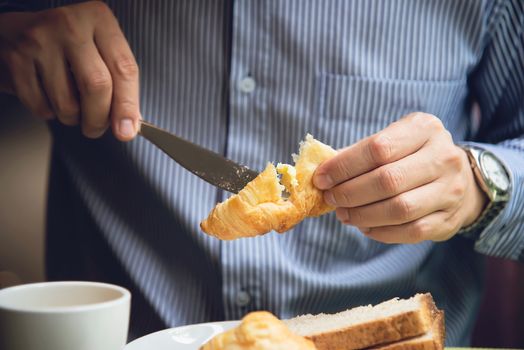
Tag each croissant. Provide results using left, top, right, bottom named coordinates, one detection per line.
left=200, top=134, right=337, bottom=240
left=199, top=311, right=317, bottom=350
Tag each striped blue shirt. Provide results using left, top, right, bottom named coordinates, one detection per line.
left=3, top=0, right=524, bottom=346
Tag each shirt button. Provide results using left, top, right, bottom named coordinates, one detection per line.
left=235, top=290, right=251, bottom=307
left=238, top=77, right=256, bottom=93
left=486, top=235, right=497, bottom=246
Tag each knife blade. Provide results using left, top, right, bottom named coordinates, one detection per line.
left=138, top=120, right=259, bottom=193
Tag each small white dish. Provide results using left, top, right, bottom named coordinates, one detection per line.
left=125, top=321, right=240, bottom=350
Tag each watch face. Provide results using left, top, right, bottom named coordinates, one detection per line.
left=480, top=152, right=510, bottom=192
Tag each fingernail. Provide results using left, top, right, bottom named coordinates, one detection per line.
left=315, top=173, right=333, bottom=189
left=119, top=118, right=135, bottom=138
left=84, top=127, right=107, bottom=139
left=324, top=191, right=336, bottom=206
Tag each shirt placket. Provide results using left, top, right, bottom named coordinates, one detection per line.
left=220, top=0, right=270, bottom=320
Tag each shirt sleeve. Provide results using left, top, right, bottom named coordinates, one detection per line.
left=463, top=0, right=524, bottom=261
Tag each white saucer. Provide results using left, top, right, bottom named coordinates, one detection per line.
left=125, top=321, right=239, bottom=350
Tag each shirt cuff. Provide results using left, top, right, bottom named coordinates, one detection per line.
left=459, top=141, right=524, bottom=261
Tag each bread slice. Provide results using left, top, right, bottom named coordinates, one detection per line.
left=284, top=293, right=439, bottom=350
left=200, top=134, right=337, bottom=240
left=371, top=310, right=445, bottom=350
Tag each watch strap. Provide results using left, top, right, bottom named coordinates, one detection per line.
left=457, top=199, right=506, bottom=238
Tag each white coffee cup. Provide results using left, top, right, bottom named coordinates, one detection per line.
left=0, top=281, right=131, bottom=350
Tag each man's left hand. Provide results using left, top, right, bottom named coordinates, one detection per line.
left=313, top=113, right=488, bottom=243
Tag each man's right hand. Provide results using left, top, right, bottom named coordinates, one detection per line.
left=0, top=1, right=141, bottom=141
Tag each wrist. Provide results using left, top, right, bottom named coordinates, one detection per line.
left=456, top=144, right=511, bottom=237
left=459, top=145, right=489, bottom=228
left=463, top=164, right=489, bottom=227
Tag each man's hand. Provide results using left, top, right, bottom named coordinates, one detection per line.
left=313, top=113, right=488, bottom=243
left=0, top=1, right=140, bottom=140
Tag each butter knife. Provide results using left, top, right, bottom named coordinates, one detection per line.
left=138, top=120, right=258, bottom=193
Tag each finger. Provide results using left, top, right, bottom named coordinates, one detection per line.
left=94, top=13, right=140, bottom=141
left=361, top=210, right=461, bottom=244
left=36, top=50, right=80, bottom=126
left=11, top=58, right=54, bottom=119
left=66, top=41, right=112, bottom=138
left=336, top=181, right=452, bottom=227
left=314, top=113, right=445, bottom=189
left=325, top=142, right=441, bottom=208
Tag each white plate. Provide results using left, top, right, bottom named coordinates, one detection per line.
left=125, top=321, right=240, bottom=350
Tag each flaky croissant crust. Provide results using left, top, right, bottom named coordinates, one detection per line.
left=199, top=311, right=317, bottom=350
left=200, top=134, right=337, bottom=240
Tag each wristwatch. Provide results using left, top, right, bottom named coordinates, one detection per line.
left=458, top=145, right=511, bottom=237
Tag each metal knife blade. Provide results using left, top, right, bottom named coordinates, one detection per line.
left=138, top=120, right=259, bottom=193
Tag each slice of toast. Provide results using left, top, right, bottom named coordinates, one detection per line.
left=284, top=293, right=440, bottom=350
left=371, top=310, right=445, bottom=350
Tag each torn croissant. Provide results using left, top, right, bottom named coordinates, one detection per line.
left=199, top=311, right=317, bottom=350
left=200, top=134, right=337, bottom=240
